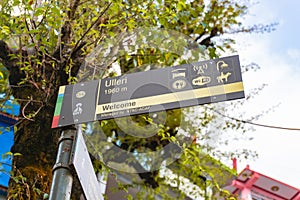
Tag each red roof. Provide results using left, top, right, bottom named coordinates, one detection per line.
left=224, top=166, right=300, bottom=200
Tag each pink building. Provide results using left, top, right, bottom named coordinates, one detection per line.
left=224, top=165, right=300, bottom=200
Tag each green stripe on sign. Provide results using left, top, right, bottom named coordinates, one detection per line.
left=54, top=94, right=64, bottom=116
left=54, top=86, right=66, bottom=116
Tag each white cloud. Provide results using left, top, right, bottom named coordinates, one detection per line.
left=287, top=48, right=300, bottom=64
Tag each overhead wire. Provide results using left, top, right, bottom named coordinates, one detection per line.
left=206, top=106, right=300, bottom=131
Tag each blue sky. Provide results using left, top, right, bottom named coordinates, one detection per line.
left=230, top=0, right=300, bottom=188
left=255, top=1, right=300, bottom=51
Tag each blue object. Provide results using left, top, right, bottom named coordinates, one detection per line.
left=0, top=123, right=14, bottom=187
left=0, top=96, right=19, bottom=188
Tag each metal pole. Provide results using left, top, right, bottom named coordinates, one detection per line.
left=204, top=180, right=207, bottom=200
left=49, top=129, right=76, bottom=200
left=199, top=175, right=207, bottom=200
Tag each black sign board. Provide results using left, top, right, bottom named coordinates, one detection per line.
left=52, top=55, right=244, bottom=128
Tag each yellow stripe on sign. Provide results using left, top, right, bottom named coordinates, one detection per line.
left=96, top=82, right=244, bottom=114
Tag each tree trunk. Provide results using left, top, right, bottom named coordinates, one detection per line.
left=8, top=105, right=60, bottom=200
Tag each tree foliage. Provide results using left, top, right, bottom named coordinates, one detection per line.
left=0, top=0, right=275, bottom=199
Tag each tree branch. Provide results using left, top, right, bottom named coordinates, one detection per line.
left=0, top=40, right=14, bottom=68
left=68, top=0, right=81, bottom=20
left=198, top=27, right=219, bottom=47
left=0, top=40, right=25, bottom=86
left=67, top=2, right=112, bottom=64
left=53, top=0, right=82, bottom=60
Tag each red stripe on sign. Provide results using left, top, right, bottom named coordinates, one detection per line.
left=51, top=116, right=60, bottom=128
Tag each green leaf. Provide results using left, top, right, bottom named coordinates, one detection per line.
left=177, top=1, right=186, bottom=12
left=51, top=6, right=61, bottom=16
left=43, top=193, right=49, bottom=199
left=5, top=151, right=13, bottom=156
left=34, top=7, right=44, bottom=16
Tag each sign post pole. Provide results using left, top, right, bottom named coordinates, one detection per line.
left=49, top=128, right=76, bottom=200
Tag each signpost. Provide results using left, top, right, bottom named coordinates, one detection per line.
left=49, top=55, right=245, bottom=200
left=52, top=55, right=244, bottom=128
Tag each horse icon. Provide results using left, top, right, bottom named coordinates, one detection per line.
left=217, top=72, right=231, bottom=83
